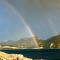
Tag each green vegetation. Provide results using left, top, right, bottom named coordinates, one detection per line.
left=44, top=35, right=60, bottom=48
left=0, top=35, right=60, bottom=49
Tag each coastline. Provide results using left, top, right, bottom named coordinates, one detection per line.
left=0, top=51, right=32, bottom=60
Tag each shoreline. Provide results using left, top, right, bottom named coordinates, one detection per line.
left=0, top=51, right=32, bottom=60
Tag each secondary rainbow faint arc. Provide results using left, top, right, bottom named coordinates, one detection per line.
left=48, top=18, right=58, bottom=35
left=4, top=0, right=39, bottom=48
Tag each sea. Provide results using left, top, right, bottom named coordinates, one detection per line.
left=0, top=49, right=60, bottom=60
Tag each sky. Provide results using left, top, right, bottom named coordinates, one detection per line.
left=0, top=0, right=31, bottom=41
left=0, top=0, right=60, bottom=41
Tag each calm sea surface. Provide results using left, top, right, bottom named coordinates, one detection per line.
left=0, top=49, right=60, bottom=60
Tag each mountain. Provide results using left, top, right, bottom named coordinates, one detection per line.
left=11, top=36, right=44, bottom=48
left=0, top=36, right=44, bottom=48
left=0, top=35, right=60, bottom=49
left=45, top=34, right=60, bottom=48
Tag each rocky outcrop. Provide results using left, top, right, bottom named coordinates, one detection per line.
left=0, top=51, right=32, bottom=60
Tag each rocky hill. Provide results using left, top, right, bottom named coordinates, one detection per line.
left=0, top=35, right=60, bottom=49
left=0, top=36, right=44, bottom=49
left=44, top=34, right=60, bottom=48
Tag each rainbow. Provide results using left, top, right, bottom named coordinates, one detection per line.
left=48, top=18, right=58, bottom=35
left=3, top=0, right=39, bottom=48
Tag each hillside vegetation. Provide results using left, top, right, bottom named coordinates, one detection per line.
left=0, top=35, right=60, bottom=49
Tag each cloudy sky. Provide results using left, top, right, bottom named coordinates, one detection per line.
left=0, top=0, right=60, bottom=41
